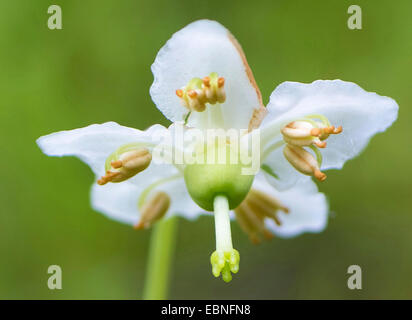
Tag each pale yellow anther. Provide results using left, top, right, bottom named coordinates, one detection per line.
left=235, top=203, right=266, bottom=244
left=111, top=160, right=122, bottom=169
left=97, top=148, right=152, bottom=185
left=97, top=171, right=120, bottom=185
left=234, top=189, right=289, bottom=244
left=175, top=89, right=184, bottom=98
left=282, top=121, right=326, bottom=148
left=134, top=191, right=171, bottom=230
left=217, top=77, right=225, bottom=88
left=281, top=120, right=342, bottom=149
left=281, top=116, right=343, bottom=180
left=319, top=125, right=343, bottom=140
left=175, top=72, right=226, bottom=112
left=310, top=128, right=322, bottom=137
left=314, top=140, right=327, bottom=148
left=283, top=144, right=327, bottom=182
left=187, top=90, right=197, bottom=98
left=202, top=76, right=211, bottom=87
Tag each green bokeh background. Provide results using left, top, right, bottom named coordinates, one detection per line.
left=1, top=0, right=411, bottom=299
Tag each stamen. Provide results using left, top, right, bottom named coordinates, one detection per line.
left=280, top=115, right=342, bottom=181
left=283, top=144, right=327, bottom=182
left=235, top=202, right=266, bottom=244
left=134, top=191, right=171, bottom=230
left=110, top=160, right=122, bottom=169
left=175, top=72, right=226, bottom=112
left=234, top=189, right=289, bottom=243
left=187, top=90, right=197, bottom=98
left=310, top=128, right=321, bottom=137
left=97, top=171, right=120, bottom=185
left=319, top=125, right=343, bottom=140
left=314, top=140, right=327, bottom=148
left=98, top=148, right=152, bottom=185
left=175, top=89, right=183, bottom=98
left=217, top=77, right=225, bottom=88
left=202, top=76, right=211, bottom=87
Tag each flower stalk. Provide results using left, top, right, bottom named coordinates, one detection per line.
left=143, top=216, right=178, bottom=300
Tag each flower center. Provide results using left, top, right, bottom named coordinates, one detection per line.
left=183, top=142, right=254, bottom=211
left=175, top=72, right=226, bottom=112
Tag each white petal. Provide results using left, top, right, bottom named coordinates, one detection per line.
left=150, top=19, right=262, bottom=129
left=91, top=175, right=204, bottom=226
left=261, top=80, right=398, bottom=188
left=261, top=137, right=311, bottom=191
left=37, top=122, right=205, bottom=224
left=253, top=173, right=328, bottom=238
left=37, top=122, right=168, bottom=176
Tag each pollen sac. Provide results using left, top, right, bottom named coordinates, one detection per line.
left=134, top=191, right=171, bottom=230
left=235, top=189, right=289, bottom=244
left=281, top=116, right=342, bottom=182
left=281, top=121, right=327, bottom=148
left=318, top=124, right=343, bottom=140
left=282, top=119, right=342, bottom=148
left=283, top=144, right=326, bottom=182
left=97, top=148, right=152, bottom=185
left=202, top=72, right=226, bottom=105
left=175, top=72, right=226, bottom=112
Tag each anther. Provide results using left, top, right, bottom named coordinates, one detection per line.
left=217, top=77, right=225, bottom=88
left=175, top=89, right=184, bottom=98
left=175, top=72, right=226, bottom=112
left=310, top=128, right=321, bottom=137
left=110, top=160, right=122, bottom=169
left=234, top=189, right=289, bottom=243
left=314, top=169, right=327, bottom=182
left=202, top=76, right=211, bottom=87
left=187, top=90, right=197, bottom=98
left=134, top=191, right=171, bottom=230
left=319, top=125, right=343, bottom=140
left=98, top=148, right=152, bottom=185
left=282, top=121, right=325, bottom=148
left=314, top=140, right=327, bottom=148
left=283, top=144, right=327, bottom=182
left=97, top=171, right=120, bottom=185
left=282, top=119, right=342, bottom=148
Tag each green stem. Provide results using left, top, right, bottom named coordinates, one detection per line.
left=142, top=217, right=178, bottom=300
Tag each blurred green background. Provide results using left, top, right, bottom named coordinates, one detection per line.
left=1, top=0, right=411, bottom=299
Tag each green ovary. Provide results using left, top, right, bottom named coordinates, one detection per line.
left=183, top=143, right=255, bottom=211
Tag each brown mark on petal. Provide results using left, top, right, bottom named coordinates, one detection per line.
left=227, top=32, right=266, bottom=131
left=248, top=106, right=267, bottom=132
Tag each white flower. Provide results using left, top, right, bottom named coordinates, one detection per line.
left=37, top=19, right=398, bottom=282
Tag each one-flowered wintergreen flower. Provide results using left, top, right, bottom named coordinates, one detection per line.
left=37, top=20, right=398, bottom=283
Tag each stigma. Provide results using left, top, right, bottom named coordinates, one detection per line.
left=97, top=147, right=152, bottom=185
left=234, top=189, right=289, bottom=244
left=175, top=72, right=226, bottom=112
left=281, top=116, right=342, bottom=181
